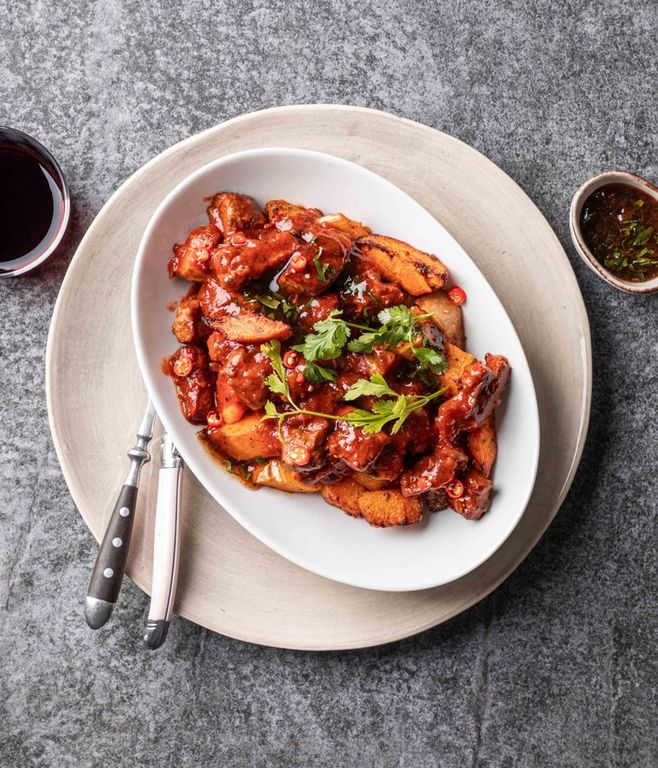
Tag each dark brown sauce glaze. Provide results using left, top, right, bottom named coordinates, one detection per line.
left=580, top=183, right=658, bottom=282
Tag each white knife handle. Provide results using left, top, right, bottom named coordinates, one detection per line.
left=144, top=463, right=182, bottom=649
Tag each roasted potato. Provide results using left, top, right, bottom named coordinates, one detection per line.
left=320, top=478, right=362, bottom=516
left=416, top=290, right=465, bottom=347
left=321, top=480, right=423, bottom=527
left=465, top=414, right=497, bottom=477
left=251, top=460, right=319, bottom=493
left=206, top=311, right=292, bottom=344
left=352, top=472, right=392, bottom=491
left=440, top=342, right=476, bottom=396
left=355, top=234, right=448, bottom=295
left=317, top=212, right=371, bottom=239
left=358, top=489, right=423, bottom=527
left=209, top=411, right=281, bottom=461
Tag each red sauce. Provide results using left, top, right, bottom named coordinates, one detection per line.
left=163, top=193, right=511, bottom=526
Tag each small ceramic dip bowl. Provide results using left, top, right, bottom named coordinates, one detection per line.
left=570, top=170, right=658, bottom=294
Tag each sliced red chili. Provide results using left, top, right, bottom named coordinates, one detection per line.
left=289, top=446, right=311, bottom=466
left=231, top=232, right=247, bottom=246
left=448, top=286, right=467, bottom=305
left=283, top=350, right=299, bottom=369
left=206, top=411, right=222, bottom=427
left=290, top=252, right=307, bottom=272
left=446, top=480, right=464, bottom=499
left=295, top=372, right=306, bottom=384
left=172, top=357, right=192, bottom=377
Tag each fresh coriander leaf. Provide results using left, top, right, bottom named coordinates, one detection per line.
left=313, top=247, right=329, bottom=281
left=256, top=294, right=281, bottom=310
left=261, top=340, right=286, bottom=381
left=413, top=345, right=448, bottom=375
left=347, top=331, right=380, bottom=353
left=263, top=400, right=282, bottom=418
left=304, top=361, right=337, bottom=383
left=265, top=372, right=287, bottom=396
left=292, top=310, right=350, bottom=361
left=347, top=305, right=431, bottom=353
left=344, top=374, right=398, bottom=401
left=342, top=387, right=446, bottom=435
left=634, top=226, right=654, bottom=246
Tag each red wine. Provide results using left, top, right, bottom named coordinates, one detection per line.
left=0, top=128, right=69, bottom=276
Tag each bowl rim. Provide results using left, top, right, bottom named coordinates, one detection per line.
left=0, top=126, right=71, bottom=278
left=569, top=170, right=658, bottom=294
left=131, top=146, right=541, bottom=591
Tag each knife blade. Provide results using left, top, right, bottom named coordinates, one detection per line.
left=85, top=401, right=156, bottom=629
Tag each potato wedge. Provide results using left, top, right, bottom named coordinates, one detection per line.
left=317, top=213, right=371, bottom=239
left=209, top=411, right=281, bottom=461
left=321, top=478, right=362, bottom=516
left=321, top=480, right=423, bottom=526
left=440, top=342, right=476, bottom=396
left=356, top=234, right=448, bottom=295
left=352, top=473, right=392, bottom=491
left=251, top=460, right=319, bottom=493
left=416, top=290, right=465, bottom=347
left=207, top=311, right=292, bottom=344
left=465, top=415, right=497, bottom=477
left=358, top=489, right=423, bottom=527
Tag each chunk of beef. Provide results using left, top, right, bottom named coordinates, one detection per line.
left=207, top=192, right=265, bottom=235
left=435, top=355, right=510, bottom=441
left=264, top=199, right=322, bottom=234
left=210, top=229, right=298, bottom=290
left=215, top=343, right=273, bottom=411
left=172, top=289, right=205, bottom=343
left=197, top=278, right=241, bottom=319
left=167, top=346, right=214, bottom=423
left=168, top=225, right=220, bottom=282
left=400, top=440, right=468, bottom=497
left=326, top=412, right=390, bottom=472
left=449, top=470, right=493, bottom=520
left=296, top=293, right=340, bottom=332
left=338, top=254, right=404, bottom=320
left=276, top=227, right=351, bottom=297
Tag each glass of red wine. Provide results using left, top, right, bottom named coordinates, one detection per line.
left=0, top=127, right=70, bottom=277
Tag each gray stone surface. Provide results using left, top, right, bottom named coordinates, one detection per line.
left=1, top=0, right=657, bottom=765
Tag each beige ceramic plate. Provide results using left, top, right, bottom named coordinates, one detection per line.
left=46, top=105, right=591, bottom=650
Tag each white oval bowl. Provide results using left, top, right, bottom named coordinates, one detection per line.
left=132, top=148, right=540, bottom=592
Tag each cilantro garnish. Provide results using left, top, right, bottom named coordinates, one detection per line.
left=260, top=344, right=446, bottom=438
left=313, top=247, right=329, bottom=281
left=292, top=310, right=354, bottom=362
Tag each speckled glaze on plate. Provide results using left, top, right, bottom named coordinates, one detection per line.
left=46, top=105, right=591, bottom=650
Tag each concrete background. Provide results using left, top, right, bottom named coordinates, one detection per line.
left=1, top=1, right=656, bottom=766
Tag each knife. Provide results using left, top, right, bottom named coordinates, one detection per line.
left=144, top=432, right=184, bottom=649
left=85, top=402, right=156, bottom=629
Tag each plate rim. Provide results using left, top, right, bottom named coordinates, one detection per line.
left=131, top=145, right=541, bottom=592
left=46, top=104, right=592, bottom=649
